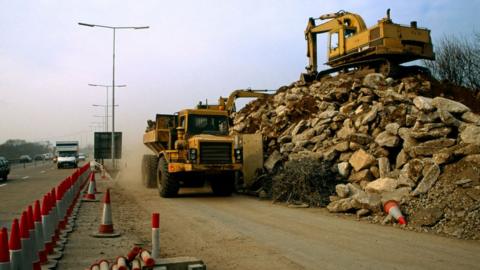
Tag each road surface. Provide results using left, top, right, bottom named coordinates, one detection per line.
left=114, top=166, right=480, bottom=270
left=0, top=161, right=83, bottom=229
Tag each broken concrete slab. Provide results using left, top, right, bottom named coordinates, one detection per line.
left=349, top=149, right=376, bottom=171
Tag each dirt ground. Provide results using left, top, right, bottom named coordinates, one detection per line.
left=56, top=147, right=480, bottom=269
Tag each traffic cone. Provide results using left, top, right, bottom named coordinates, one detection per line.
left=131, top=259, right=141, bottom=270
left=0, top=228, right=10, bottom=270
left=90, top=172, right=98, bottom=193
left=89, top=262, right=100, bottom=270
left=33, top=200, right=47, bottom=264
left=82, top=174, right=99, bottom=202
left=20, top=211, right=33, bottom=270
left=116, top=256, right=128, bottom=270
left=140, top=250, right=155, bottom=267
left=91, top=189, right=120, bottom=238
left=44, top=194, right=62, bottom=261
left=9, top=219, right=22, bottom=270
left=126, top=246, right=141, bottom=261
left=383, top=200, right=407, bottom=225
left=41, top=195, right=53, bottom=254
left=27, top=206, right=40, bottom=270
left=151, top=213, right=160, bottom=260
left=98, top=259, right=109, bottom=270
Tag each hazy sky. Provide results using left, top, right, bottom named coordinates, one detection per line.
left=0, top=0, right=479, bottom=151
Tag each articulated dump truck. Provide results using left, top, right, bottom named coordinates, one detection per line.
left=142, top=92, right=267, bottom=197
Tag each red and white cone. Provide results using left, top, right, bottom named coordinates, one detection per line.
left=140, top=250, right=155, bottom=267
left=0, top=227, right=10, bottom=270
left=33, top=200, right=48, bottom=265
left=152, top=213, right=160, bottom=260
left=89, top=262, right=100, bottom=270
left=126, top=246, right=141, bottom=261
left=131, top=259, right=141, bottom=270
left=91, top=189, right=120, bottom=238
left=27, top=206, right=40, bottom=270
left=116, top=256, right=128, bottom=270
left=20, top=211, right=33, bottom=270
left=9, top=219, right=22, bottom=270
left=383, top=200, right=407, bottom=225
left=98, top=259, right=109, bottom=270
left=82, top=174, right=99, bottom=202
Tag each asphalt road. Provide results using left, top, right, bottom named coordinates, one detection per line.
left=0, top=161, right=83, bottom=229
left=115, top=165, right=480, bottom=270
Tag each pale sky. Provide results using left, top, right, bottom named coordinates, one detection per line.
left=0, top=0, right=479, bottom=151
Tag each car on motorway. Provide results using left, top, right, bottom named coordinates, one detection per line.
left=0, top=156, right=10, bottom=181
left=19, top=155, right=32, bottom=163
left=34, top=155, right=44, bottom=161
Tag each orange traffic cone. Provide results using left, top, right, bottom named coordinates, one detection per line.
left=383, top=200, right=407, bottom=225
left=0, top=227, right=9, bottom=270
left=140, top=250, right=155, bottom=267
left=82, top=174, right=99, bottom=202
left=9, top=219, right=22, bottom=270
left=91, top=189, right=120, bottom=238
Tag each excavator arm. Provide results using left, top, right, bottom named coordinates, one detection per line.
left=218, top=89, right=273, bottom=115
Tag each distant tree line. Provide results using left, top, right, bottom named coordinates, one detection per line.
left=424, top=32, right=480, bottom=92
left=0, top=139, right=51, bottom=161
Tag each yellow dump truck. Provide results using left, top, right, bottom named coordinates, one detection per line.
left=142, top=108, right=241, bottom=197
left=142, top=91, right=269, bottom=197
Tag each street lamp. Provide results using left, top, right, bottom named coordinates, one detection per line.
left=80, top=22, right=149, bottom=168
left=92, top=103, right=119, bottom=131
left=89, top=84, right=126, bottom=133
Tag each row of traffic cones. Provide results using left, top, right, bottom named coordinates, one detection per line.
left=0, top=163, right=91, bottom=270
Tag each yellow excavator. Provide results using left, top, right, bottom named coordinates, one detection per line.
left=301, top=9, right=435, bottom=82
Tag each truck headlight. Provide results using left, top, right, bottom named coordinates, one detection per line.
left=189, top=148, right=197, bottom=161
left=234, top=148, right=242, bottom=162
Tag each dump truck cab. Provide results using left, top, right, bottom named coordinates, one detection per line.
left=166, top=109, right=242, bottom=173
left=143, top=108, right=242, bottom=197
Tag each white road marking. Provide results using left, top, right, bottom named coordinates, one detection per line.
left=22, top=176, right=29, bottom=180
left=0, top=184, right=6, bottom=188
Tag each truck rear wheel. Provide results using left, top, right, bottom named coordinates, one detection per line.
left=211, top=172, right=235, bottom=196
left=157, top=157, right=179, bottom=197
left=142, top=154, right=158, bottom=188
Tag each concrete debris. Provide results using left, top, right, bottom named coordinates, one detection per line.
left=233, top=71, right=480, bottom=239
left=431, top=97, right=470, bottom=113
left=349, top=149, right=376, bottom=172
left=365, top=177, right=398, bottom=194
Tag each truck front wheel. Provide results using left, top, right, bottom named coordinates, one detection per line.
left=157, top=157, right=179, bottom=197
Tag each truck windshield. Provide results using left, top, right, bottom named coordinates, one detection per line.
left=59, top=151, right=77, bottom=157
left=187, top=115, right=229, bottom=136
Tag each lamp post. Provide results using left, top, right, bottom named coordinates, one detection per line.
left=92, top=103, right=119, bottom=131
left=89, top=84, right=126, bottom=135
left=80, top=22, right=149, bottom=168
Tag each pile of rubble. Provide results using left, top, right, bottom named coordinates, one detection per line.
left=233, top=72, right=480, bottom=239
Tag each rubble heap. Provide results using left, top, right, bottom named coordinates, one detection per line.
left=233, top=72, right=480, bottom=240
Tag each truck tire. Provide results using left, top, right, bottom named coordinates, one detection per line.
left=142, top=155, right=158, bottom=188
left=211, top=172, right=235, bottom=196
left=157, top=157, right=179, bottom=197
